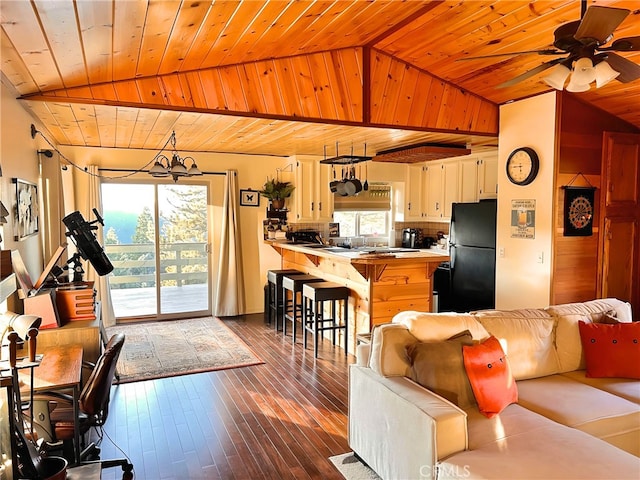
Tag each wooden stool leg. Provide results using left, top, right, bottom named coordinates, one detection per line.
left=314, top=299, right=321, bottom=358
left=282, top=286, right=289, bottom=335
left=344, top=297, right=349, bottom=356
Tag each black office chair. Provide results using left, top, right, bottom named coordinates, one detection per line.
left=31, top=333, right=133, bottom=479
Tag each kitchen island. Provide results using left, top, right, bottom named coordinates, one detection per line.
left=266, top=241, right=449, bottom=353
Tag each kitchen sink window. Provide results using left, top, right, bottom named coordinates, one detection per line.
left=333, top=183, right=391, bottom=241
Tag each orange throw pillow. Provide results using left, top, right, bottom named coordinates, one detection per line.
left=462, top=336, right=518, bottom=418
left=578, top=321, right=640, bottom=379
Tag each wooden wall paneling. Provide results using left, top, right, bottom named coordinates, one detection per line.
left=136, top=77, right=167, bottom=106
left=113, top=80, right=142, bottom=103
left=112, top=1, right=147, bottom=81
left=218, top=65, right=249, bottom=113
left=183, top=71, right=208, bottom=110
left=291, top=55, right=322, bottom=119
left=381, top=57, right=408, bottom=126
left=369, top=51, right=394, bottom=124
left=393, top=65, right=420, bottom=127
left=76, top=0, right=113, bottom=85
left=424, top=79, right=446, bottom=128
left=0, top=0, right=63, bottom=91
left=157, top=1, right=212, bottom=76
left=339, top=48, right=364, bottom=122
left=435, top=85, right=457, bottom=130
left=307, top=52, right=338, bottom=120
left=251, top=60, right=286, bottom=116
left=60, top=86, right=91, bottom=101
left=114, top=107, right=140, bottom=148
left=159, top=74, right=190, bottom=108
left=238, top=63, right=266, bottom=114
left=197, top=69, right=228, bottom=111
left=273, top=57, right=305, bottom=118
left=136, top=1, right=180, bottom=77
left=407, top=72, right=433, bottom=127
left=324, top=51, right=352, bottom=122
left=90, top=84, right=119, bottom=103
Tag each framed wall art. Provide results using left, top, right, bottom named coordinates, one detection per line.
left=13, top=178, right=39, bottom=240
left=240, top=189, right=260, bottom=207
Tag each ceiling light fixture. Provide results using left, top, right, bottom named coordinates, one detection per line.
left=544, top=55, right=619, bottom=92
left=148, top=131, right=203, bottom=182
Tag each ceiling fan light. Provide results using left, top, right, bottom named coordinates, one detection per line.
left=595, top=61, right=620, bottom=88
left=572, top=57, right=596, bottom=85
left=543, top=64, right=571, bottom=90
left=566, top=74, right=591, bottom=93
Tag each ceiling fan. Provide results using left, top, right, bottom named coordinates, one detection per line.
left=459, top=1, right=640, bottom=91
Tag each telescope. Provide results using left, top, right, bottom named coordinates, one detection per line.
left=62, top=209, right=113, bottom=277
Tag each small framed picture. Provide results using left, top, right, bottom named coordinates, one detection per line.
left=240, top=189, right=260, bottom=207
left=14, top=178, right=39, bottom=240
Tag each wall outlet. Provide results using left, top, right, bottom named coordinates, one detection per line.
left=499, top=247, right=505, bottom=258
left=537, top=251, right=544, bottom=264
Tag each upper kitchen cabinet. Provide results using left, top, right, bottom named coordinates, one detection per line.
left=291, top=158, right=333, bottom=222
left=425, top=159, right=459, bottom=221
left=459, top=154, right=498, bottom=203
left=404, top=163, right=426, bottom=221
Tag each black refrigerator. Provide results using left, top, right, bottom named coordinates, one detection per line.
left=448, top=199, right=497, bottom=312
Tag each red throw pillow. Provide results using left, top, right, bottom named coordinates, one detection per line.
left=462, top=336, right=518, bottom=418
left=578, top=321, right=640, bottom=379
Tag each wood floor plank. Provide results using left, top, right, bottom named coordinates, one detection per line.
left=97, top=313, right=353, bottom=479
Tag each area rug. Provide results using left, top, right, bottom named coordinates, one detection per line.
left=329, top=453, right=381, bottom=480
left=106, top=317, right=263, bottom=383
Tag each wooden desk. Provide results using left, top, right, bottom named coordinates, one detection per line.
left=21, top=345, right=83, bottom=465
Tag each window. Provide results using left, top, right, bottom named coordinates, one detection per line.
left=333, top=211, right=389, bottom=238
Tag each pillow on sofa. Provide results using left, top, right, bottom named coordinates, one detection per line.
left=578, top=321, right=640, bottom=379
left=406, top=330, right=476, bottom=408
left=368, top=323, right=418, bottom=377
left=463, top=336, right=518, bottom=418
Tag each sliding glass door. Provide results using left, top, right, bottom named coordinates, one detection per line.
left=101, top=182, right=210, bottom=320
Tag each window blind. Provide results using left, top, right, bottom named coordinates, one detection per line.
left=333, top=183, right=391, bottom=211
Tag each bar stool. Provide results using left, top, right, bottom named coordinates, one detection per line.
left=302, top=281, right=350, bottom=358
left=266, top=269, right=301, bottom=329
left=282, top=274, right=323, bottom=343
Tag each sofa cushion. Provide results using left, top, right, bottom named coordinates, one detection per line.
left=561, top=370, right=640, bottom=404
left=439, top=409, right=640, bottom=479
left=463, top=336, right=518, bottom=418
left=548, top=299, right=634, bottom=373
left=517, top=374, right=640, bottom=456
left=473, top=309, right=559, bottom=380
left=368, top=323, right=417, bottom=377
left=407, top=331, right=476, bottom=408
left=392, top=311, right=488, bottom=342
left=579, top=321, right=640, bottom=379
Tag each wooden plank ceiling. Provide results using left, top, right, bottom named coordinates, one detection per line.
left=1, top=1, right=638, bottom=158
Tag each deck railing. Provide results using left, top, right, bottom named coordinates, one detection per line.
left=105, top=242, right=208, bottom=289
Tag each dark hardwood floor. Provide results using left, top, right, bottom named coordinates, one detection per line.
left=98, top=313, right=354, bottom=480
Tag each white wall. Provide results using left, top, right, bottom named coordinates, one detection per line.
left=496, top=92, right=557, bottom=309
left=0, top=81, right=47, bottom=285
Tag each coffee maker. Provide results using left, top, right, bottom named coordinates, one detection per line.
left=401, top=228, right=422, bottom=249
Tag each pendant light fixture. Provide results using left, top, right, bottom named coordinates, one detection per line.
left=148, top=131, right=203, bottom=182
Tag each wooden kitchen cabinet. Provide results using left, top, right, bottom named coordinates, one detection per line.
left=404, top=163, right=425, bottom=221
left=291, top=158, right=333, bottom=222
left=459, top=155, right=498, bottom=203
left=425, top=159, right=459, bottom=221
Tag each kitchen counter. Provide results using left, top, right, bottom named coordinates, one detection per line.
left=266, top=240, right=449, bottom=352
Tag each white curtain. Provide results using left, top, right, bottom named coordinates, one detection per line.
left=85, top=165, right=116, bottom=327
left=214, top=170, right=245, bottom=316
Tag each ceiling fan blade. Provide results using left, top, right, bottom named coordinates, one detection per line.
left=457, top=50, right=562, bottom=61
left=496, top=59, right=563, bottom=89
left=604, top=53, right=640, bottom=83
left=574, top=6, right=629, bottom=44
left=599, top=36, right=640, bottom=52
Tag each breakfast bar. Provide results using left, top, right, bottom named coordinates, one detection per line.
left=267, top=241, right=449, bottom=352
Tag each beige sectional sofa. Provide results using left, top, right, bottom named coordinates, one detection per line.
left=349, top=298, right=640, bottom=479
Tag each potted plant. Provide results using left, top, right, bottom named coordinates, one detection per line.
left=259, top=178, right=295, bottom=210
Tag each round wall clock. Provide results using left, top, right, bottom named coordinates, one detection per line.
left=506, top=147, right=539, bottom=186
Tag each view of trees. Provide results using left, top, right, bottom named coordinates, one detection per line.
left=102, top=184, right=208, bottom=289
